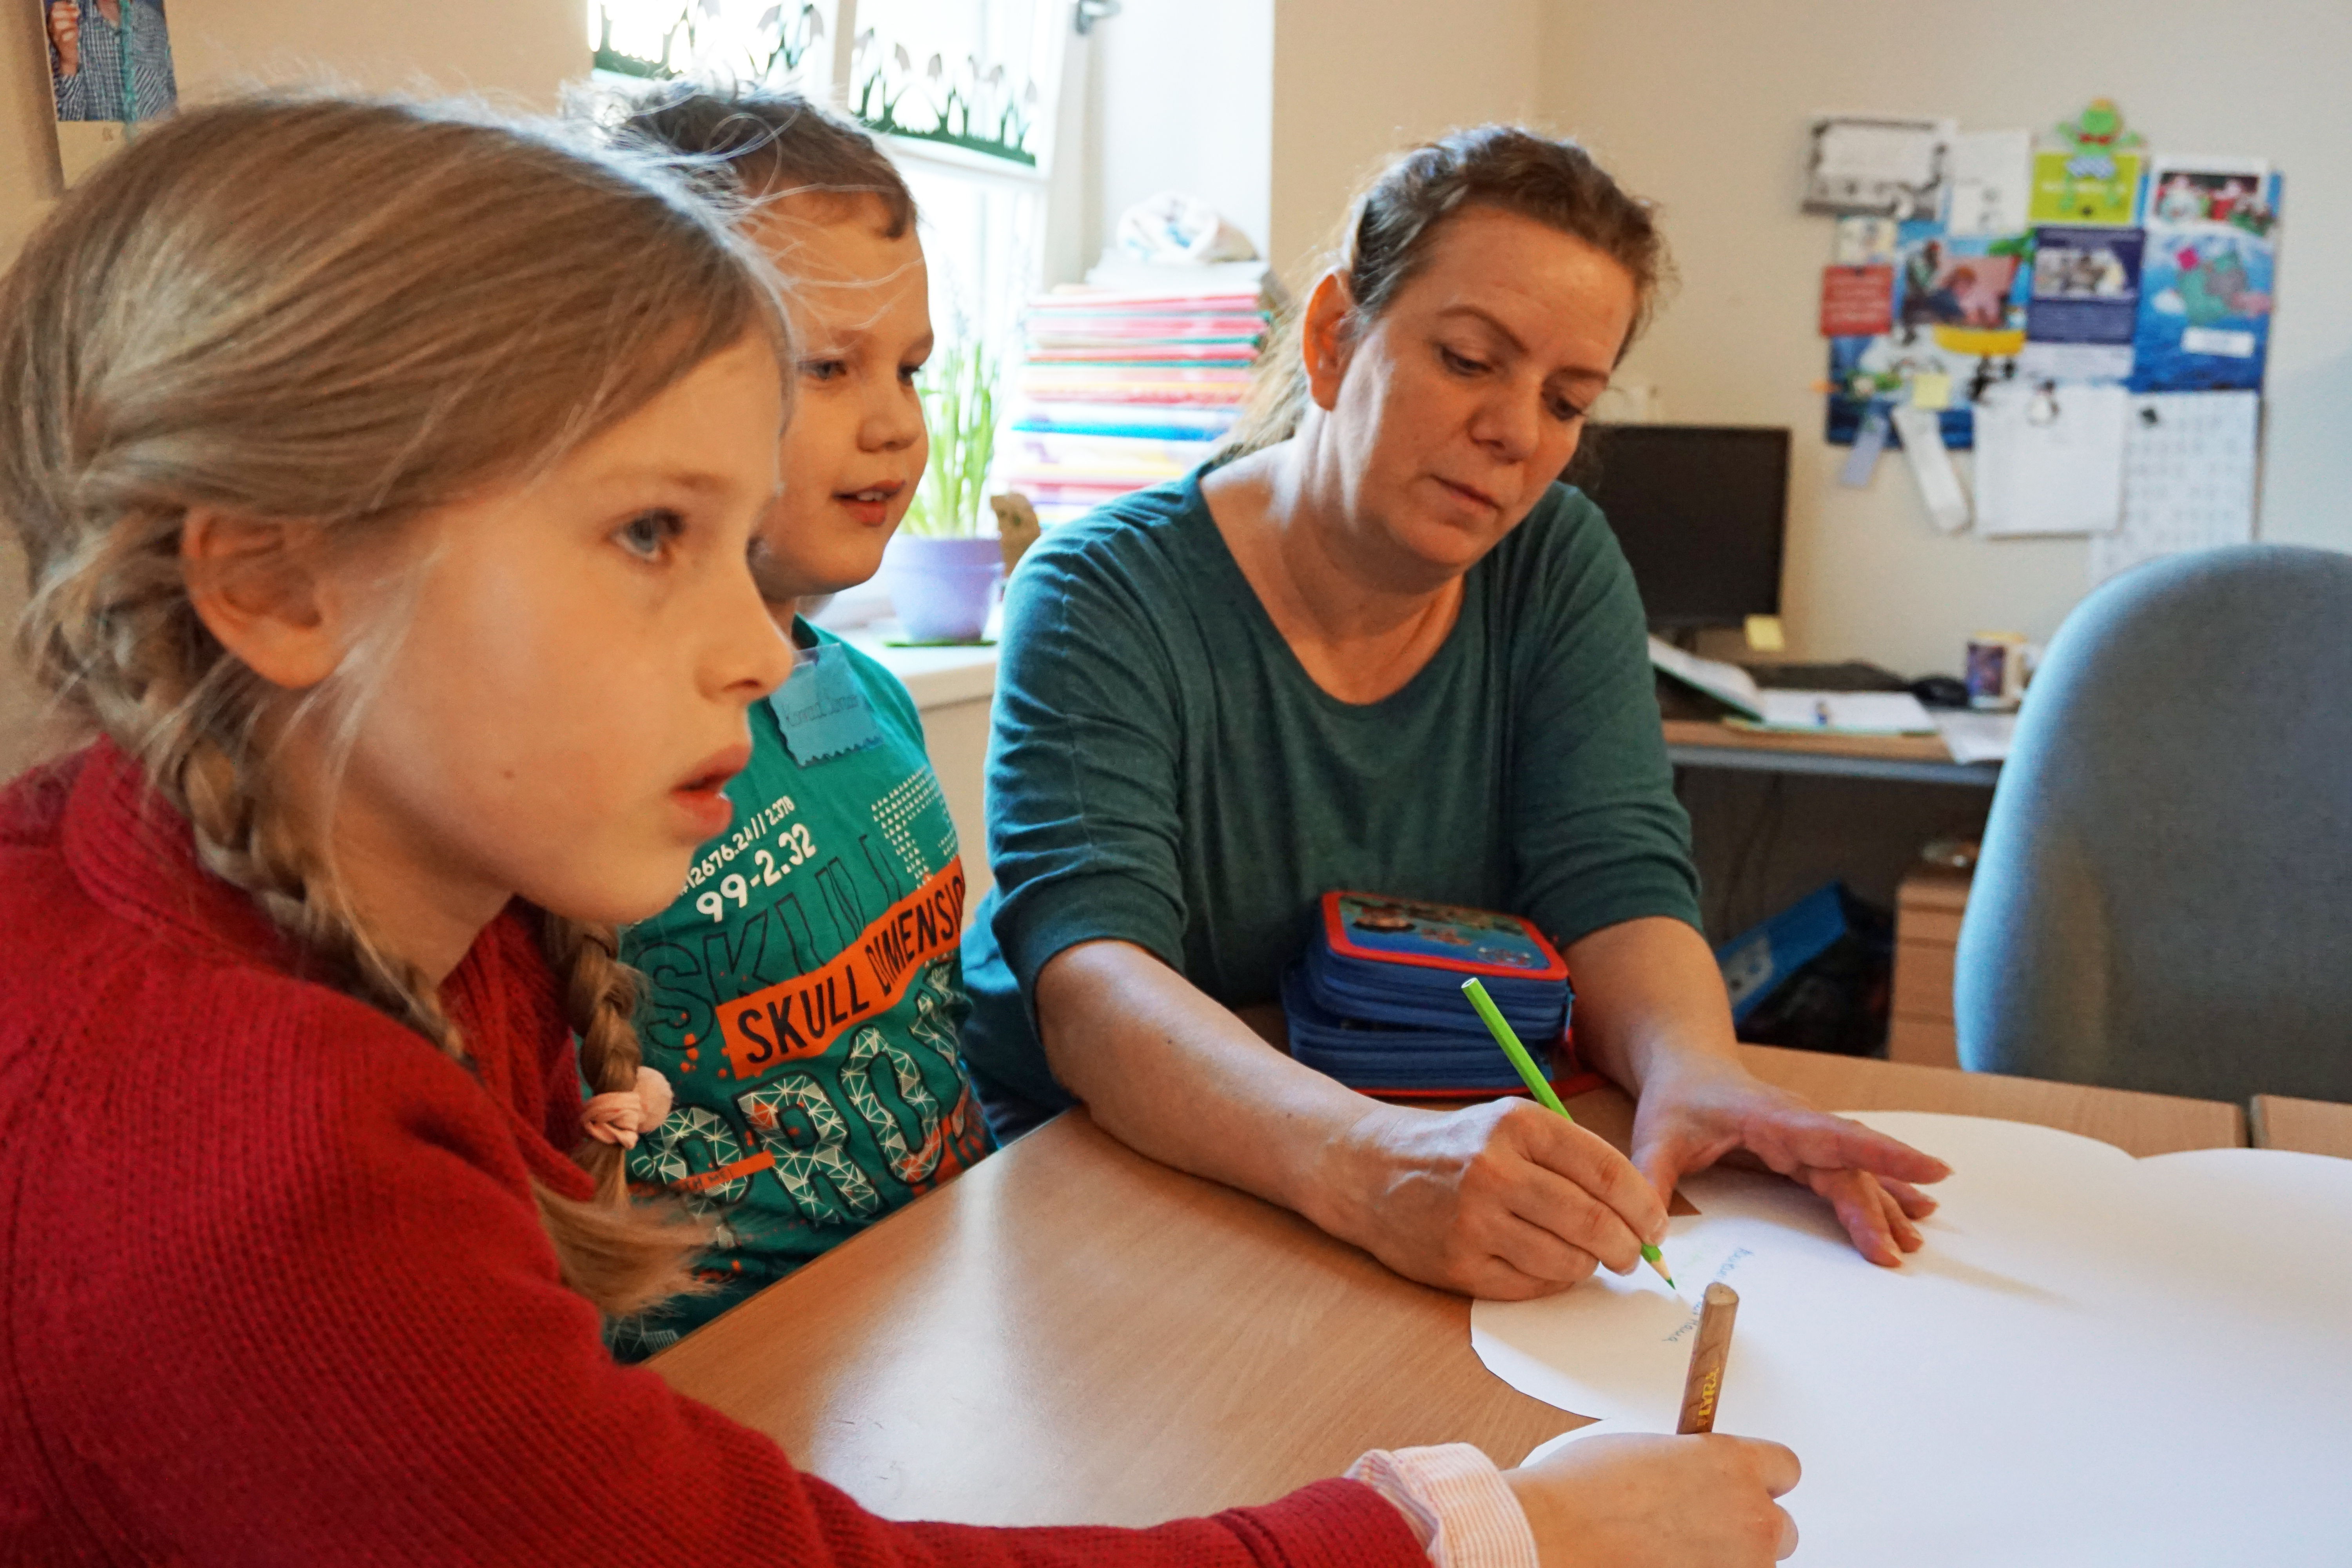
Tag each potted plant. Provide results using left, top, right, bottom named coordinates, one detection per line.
left=882, top=338, right=1003, bottom=643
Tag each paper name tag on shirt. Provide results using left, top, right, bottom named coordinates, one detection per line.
left=771, top=644, right=884, bottom=764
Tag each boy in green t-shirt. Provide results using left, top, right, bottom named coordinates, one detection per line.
left=607, top=90, right=993, bottom=1357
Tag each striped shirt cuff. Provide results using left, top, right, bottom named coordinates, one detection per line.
left=1345, top=1444, right=1539, bottom=1568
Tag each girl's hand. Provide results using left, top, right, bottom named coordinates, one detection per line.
left=1628, top=1054, right=1949, bottom=1266
left=1322, top=1096, right=1668, bottom=1299
left=1504, top=1433, right=1800, bottom=1568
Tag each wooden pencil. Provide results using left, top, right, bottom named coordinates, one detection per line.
left=1675, top=1282, right=1740, bottom=1434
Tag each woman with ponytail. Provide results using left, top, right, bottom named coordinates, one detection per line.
left=960, top=126, right=1951, bottom=1295
left=0, top=98, right=1800, bottom=1566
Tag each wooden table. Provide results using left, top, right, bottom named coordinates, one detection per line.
left=2249, top=1093, right=2352, bottom=1158
left=654, top=1047, right=2242, bottom=1526
left=1739, top=1044, right=2243, bottom=1153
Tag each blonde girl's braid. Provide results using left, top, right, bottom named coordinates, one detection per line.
left=541, top=915, right=649, bottom=1195
left=0, top=95, right=787, bottom=1318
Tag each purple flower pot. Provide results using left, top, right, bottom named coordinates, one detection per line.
left=880, top=534, right=1002, bottom=642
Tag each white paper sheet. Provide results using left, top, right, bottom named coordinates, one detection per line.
left=1647, top=637, right=1762, bottom=720
left=1945, top=129, right=2032, bottom=235
left=1474, top=1111, right=2352, bottom=1566
left=1973, top=381, right=2129, bottom=536
left=1887, top=405, right=1971, bottom=533
left=2087, top=392, right=2261, bottom=588
left=1749, top=691, right=1935, bottom=735
left=1929, top=709, right=2015, bottom=763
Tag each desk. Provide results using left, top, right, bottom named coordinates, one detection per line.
left=653, top=1047, right=2241, bottom=1526
left=2249, top=1093, right=2352, bottom=1158
left=1663, top=719, right=2000, bottom=788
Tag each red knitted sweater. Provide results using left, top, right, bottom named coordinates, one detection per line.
left=0, top=743, right=1424, bottom=1567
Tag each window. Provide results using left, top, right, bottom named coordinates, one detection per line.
left=590, top=0, right=1069, bottom=349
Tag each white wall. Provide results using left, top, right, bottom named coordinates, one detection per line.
left=1268, top=0, right=1537, bottom=287
left=165, top=0, right=584, bottom=107
left=1076, top=0, right=1541, bottom=289
left=1077, top=0, right=1274, bottom=272
left=1537, top=0, right=2352, bottom=676
left=0, top=0, right=586, bottom=776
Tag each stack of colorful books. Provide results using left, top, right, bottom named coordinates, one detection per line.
left=1000, top=272, right=1275, bottom=528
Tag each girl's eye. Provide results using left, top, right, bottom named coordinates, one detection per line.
left=899, top=359, right=925, bottom=385
left=615, top=509, right=684, bottom=561
left=800, top=358, right=848, bottom=383
left=1548, top=396, right=1590, bottom=424
left=1439, top=345, right=1487, bottom=376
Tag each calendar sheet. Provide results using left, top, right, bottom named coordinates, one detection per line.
left=2088, top=391, right=2260, bottom=588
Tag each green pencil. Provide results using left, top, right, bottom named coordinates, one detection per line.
left=1461, top=976, right=1677, bottom=1289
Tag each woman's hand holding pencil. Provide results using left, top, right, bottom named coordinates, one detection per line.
left=1328, top=1094, right=1671, bottom=1299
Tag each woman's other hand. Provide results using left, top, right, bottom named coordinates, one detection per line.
left=1564, top=916, right=1951, bottom=1268
left=1319, top=1096, right=1667, bottom=1299
left=1506, top=1433, right=1800, bottom=1567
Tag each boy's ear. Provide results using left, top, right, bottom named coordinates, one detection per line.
left=179, top=509, right=344, bottom=691
left=1301, top=271, right=1359, bottom=413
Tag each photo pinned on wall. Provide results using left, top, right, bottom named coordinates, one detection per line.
left=2145, top=157, right=2273, bottom=229
left=42, top=0, right=176, bottom=121
left=2020, top=226, right=2145, bottom=383
left=1900, top=235, right=2020, bottom=335
left=2132, top=161, right=2279, bottom=393
left=39, top=0, right=178, bottom=185
left=1825, top=225, right=2031, bottom=450
left=1802, top=116, right=1954, bottom=223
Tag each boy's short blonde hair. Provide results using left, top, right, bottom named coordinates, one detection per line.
left=612, top=83, right=918, bottom=234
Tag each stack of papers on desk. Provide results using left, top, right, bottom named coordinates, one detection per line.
left=1648, top=637, right=1763, bottom=719
left=1648, top=638, right=1934, bottom=733
left=1743, top=690, right=1936, bottom=735
left=1929, top=709, right=2016, bottom=763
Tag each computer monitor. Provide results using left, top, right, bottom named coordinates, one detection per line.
left=1563, top=425, right=1791, bottom=631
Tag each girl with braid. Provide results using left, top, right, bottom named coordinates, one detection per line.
left=0, top=96, right=1799, bottom=1566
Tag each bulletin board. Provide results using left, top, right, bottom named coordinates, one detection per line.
left=1802, top=101, right=2278, bottom=588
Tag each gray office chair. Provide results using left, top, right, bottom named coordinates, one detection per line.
left=1956, top=544, right=2352, bottom=1104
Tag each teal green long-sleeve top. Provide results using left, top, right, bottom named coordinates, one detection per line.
left=958, top=472, right=1702, bottom=1115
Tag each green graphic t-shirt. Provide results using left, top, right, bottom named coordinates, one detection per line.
left=611, top=621, right=991, bottom=1357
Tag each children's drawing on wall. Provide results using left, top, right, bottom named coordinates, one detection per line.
left=43, top=0, right=178, bottom=124
left=2027, top=98, right=2144, bottom=226
left=2132, top=159, right=2278, bottom=393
